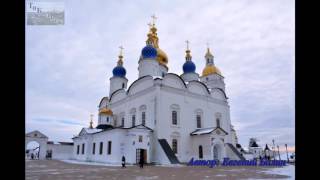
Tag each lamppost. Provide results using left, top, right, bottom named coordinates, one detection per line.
left=277, top=145, right=281, bottom=160
left=285, top=144, right=289, bottom=162
left=272, top=139, right=275, bottom=159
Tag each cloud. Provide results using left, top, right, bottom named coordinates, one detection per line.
left=26, top=0, right=294, bottom=148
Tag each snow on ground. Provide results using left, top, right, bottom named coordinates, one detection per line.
left=61, top=159, right=133, bottom=167
left=155, top=164, right=186, bottom=167
left=262, top=164, right=295, bottom=180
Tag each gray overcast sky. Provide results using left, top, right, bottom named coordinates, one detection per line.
left=26, top=0, right=295, bottom=150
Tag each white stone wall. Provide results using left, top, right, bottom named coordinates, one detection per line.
left=138, top=58, right=161, bottom=77
left=200, top=74, right=225, bottom=91
left=47, top=144, right=74, bottom=160
left=73, top=129, right=152, bottom=164
left=109, top=76, right=128, bottom=97
left=181, top=72, right=199, bottom=82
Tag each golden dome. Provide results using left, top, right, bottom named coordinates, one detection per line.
left=99, top=107, right=113, bottom=115
left=202, top=65, right=222, bottom=76
left=156, top=48, right=168, bottom=67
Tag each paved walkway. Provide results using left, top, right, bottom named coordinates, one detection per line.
left=26, top=160, right=291, bottom=180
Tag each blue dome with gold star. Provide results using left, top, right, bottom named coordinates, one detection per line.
left=183, top=60, right=196, bottom=73
left=141, top=45, right=157, bottom=59
left=112, top=66, right=126, bottom=77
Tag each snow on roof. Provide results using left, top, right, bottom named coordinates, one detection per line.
left=191, top=127, right=214, bottom=135
left=190, top=127, right=228, bottom=135
left=152, top=76, right=163, bottom=79
left=84, top=128, right=102, bottom=134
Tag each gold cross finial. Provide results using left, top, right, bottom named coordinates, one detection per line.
left=151, top=14, right=157, bottom=25
left=185, top=40, right=190, bottom=50
left=119, top=46, right=124, bottom=56
left=89, top=114, right=94, bottom=128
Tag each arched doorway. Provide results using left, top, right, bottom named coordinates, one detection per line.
left=213, top=144, right=221, bottom=160
left=26, top=141, right=40, bottom=159
left=25, top=130, right=48, bottom=159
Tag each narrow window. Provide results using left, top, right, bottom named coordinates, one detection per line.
left=114, top=119, right=117, bottom=126
left=99, top=142, right=103, bottom=155
left=139, top=135, right=143, bottom=142
left=107, top=117, right=109, bottom=123
left=82, top=143, right=85, bottom=154
left=108, top=141, right=112, bottom=155
left=121, top=117, right=124, bottom=127
left=197, top=115, right=201, bottom=128
left=132, top=115, right=136, bottom=127
left=92, top=143, right=96, bottom=155
left=172, top=111, right=177, bottom=125
left=142, top=112, right=146, bottom=125
left=216, top=118, right=220, bottom=127
left=172, top=139, right=178, bottom=154
left=122, top=83, right=125, bottom=88
left=77, top=145, right=80, bottom=155
left=199, top=145, right=203, bottom=159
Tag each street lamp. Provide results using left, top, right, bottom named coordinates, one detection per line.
left=277, top=145, right=281, bottom=160
left=272, top=139, right=275, bottom=159
left=285, top=144, right=289, bottom=162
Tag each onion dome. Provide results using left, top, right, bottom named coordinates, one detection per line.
left=141, top=44, right=157, bottom=59
left=182, top=40, right=196, bottom=73
left=99, top=107, right=113, bottom=115
left=142, top=17, right=169, bottom=68
left=183, top=61, right=196, bottom=73
left=156, top=48, right=168, bottom=67
left=202, top=65, right=222, bottom=76
left=202, top=47, right=222, bottom=76
left=112, top=66, right=126, bottom=77
left=112, top=47, right=127, bottom=77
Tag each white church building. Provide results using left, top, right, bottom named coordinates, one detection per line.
left=71, top=19, right=245, bottom=165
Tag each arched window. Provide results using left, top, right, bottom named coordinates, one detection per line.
left=170, top=104, right=180, bottom=126
left=132, top=115, right=136, bottom=127
left=199, top=145, right=203, bottom=159
left=195, top=109, right=203, bottom=128
left=216, top=118, right=220, bottom=127
left=215, top=113, right=222, bottom=127
left=130, top=108, right=136, bottom=127
left=113, top=116, right=117, bottom=126
left=142, top=112, right=146, bottom=125
left=172, top=111, right=177, bottom=125
left=196, top=115, right=201, bottom=128
left=139, top=105, right=147, bottom=125
left=121, top=117, right=125, bottom=127
left=172, top=139, right=178, bottom=154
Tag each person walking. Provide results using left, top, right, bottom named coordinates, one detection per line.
left=122, top=156, right=126, bottom=168
left=139, top=156, right=144, bottom=168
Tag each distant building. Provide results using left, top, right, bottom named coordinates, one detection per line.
left=25, top=130, right=73, bottom=160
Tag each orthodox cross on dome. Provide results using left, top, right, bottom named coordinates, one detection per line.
left=117, top=45, right=124, bottom=66
left=151, top=14, right=157, bottom=26
left=185, top=40, right=190, bottom=50
left=89, top=114, right=94, bottom=129
left=119, top=45, right=124, bottom=56
left=185, top=40, right=192, bottom=60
